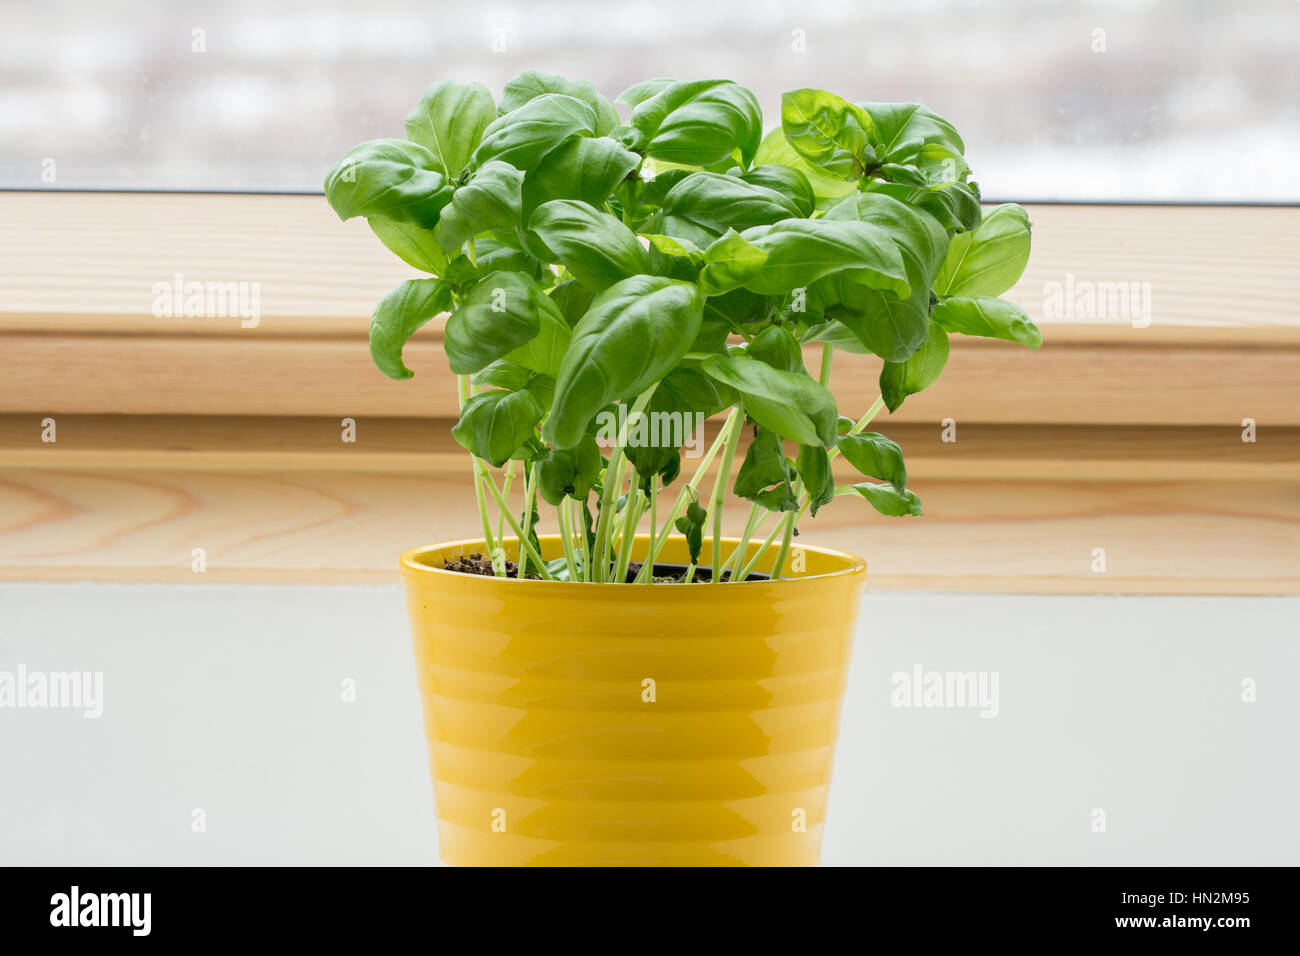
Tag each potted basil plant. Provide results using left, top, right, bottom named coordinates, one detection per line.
left=325, top=72, right=1039, bottom=866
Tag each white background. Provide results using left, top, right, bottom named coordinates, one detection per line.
left=2, top=583, right=1295, bottom=865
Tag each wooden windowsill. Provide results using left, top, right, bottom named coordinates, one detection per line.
left=2, top=414, right=1296, bottom=593
left=1, top=192, right=1296, bottom=591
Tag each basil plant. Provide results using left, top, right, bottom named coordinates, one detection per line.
left=325, top=72, right=1039, bottom=583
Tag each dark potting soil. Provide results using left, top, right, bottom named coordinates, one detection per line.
left=441, top=553, right=770, bottom=583
left=442, top=553, right=542, bottom=579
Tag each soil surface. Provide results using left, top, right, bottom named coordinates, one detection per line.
left=441, top=553, right=769, bottom=583
left=441, top=553, right=542, bottom=579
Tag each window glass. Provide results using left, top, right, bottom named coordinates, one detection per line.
left=2, top=0, right=1295, bottom=199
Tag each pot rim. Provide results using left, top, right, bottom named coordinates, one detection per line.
left=400, top=534, right=867, bottom=590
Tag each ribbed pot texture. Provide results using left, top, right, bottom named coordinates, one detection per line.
left=400, top=534, right=866, bottom=866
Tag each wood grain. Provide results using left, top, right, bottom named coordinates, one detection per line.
left=4, top=416, right=1297, bottom=479
left=2, top=415, right=1296, bottom=593
left=2, top=193, right=1295, bottom=590
left=2, top=193, right=1297, bottom=341
left=5, top=331, right=1297, bottom=425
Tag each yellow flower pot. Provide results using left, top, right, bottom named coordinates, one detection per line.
left=400, top=534, right=866, bottom=866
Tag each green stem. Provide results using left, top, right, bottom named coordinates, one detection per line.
left=635, top=406, right=743, bottom=583
left=770, top=475, right=806, bottom=580
left=458, top=375, right=500, bottom=574
left=603, top=455, right=631, bottom=580
left=769, top=511, right=798, bottom=580
left=644, top=478, right=658, bottom=583
left=497, top=458, right=516, bottom=549
left=788, top=392, right=888, bottom=532
left=517, top=460, right=539, bottom=580
left=818, top=343, right=834, bottom=386
left=708, top=407, right=745, bottom=583
left=614, top=486, right=644, bottom=584
left=723, top=503, right=764, bottom=581
left=573, top=498, right=591, bottom=582
left=736, top=516, right=785, bottom=582
left=592, top=388, right=656, bottom=583
left=481, top=475, right=553, bottom=579
left=556, top=496, right=579, bottom=581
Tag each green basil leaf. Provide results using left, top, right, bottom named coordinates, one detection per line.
left=470, top=364, right=554, bottom=410
left=738, top=219, right=909, bottom=298
left=365, top=218, right=448, bottom=274
left=643, top=237, right=702, bottom=282
left=810, top=278, right=929, bottom=362
left=815, top=192, right=948, bottom=361
left=527, top=199, right=649, bottom=292
left=858, top=102, right=965, bottom=164
left=533, top=450, right=574, bottom=509
left=752, top=128, right=856, bottom=209
left=368, top=278, right=450, bottom=380
left=879, top=144, right=970, bottom=190
left=839, top=481, right=923, bottom=517
left=504, top=294, right=572, bottom=379
left=865, top=179, right=983, bottom=235
left=660, top=171, right=806, bottom=242
left=324, top=140, right=454, bottom=228
left=444, top=271, right=549, bottom=375
left=521, top=135, right=641, bottom=220
left=801, top=318, right=873, bottom=355
left=451, top=388, right=544, bottom=468
left=616, top=77, right=676, bottom=108
left=932, top=295, right=1042, bottom=349
left=404, top=81, right=496, bottom=178
left=536, top=434, right=602, bottom=504
left=547, top=278, right=594, bottom=326
left=738, top=164, right=816, bottom=217
left=655, top=366, right=735, bottom=417
left=796, top=443, right=835, bottom=516
left=825, top=192, right=949, bottom=283
left=641, top=233, right=705, bottom=263
left=780, top=88, right=880, bottom=179
left=472, top=237, right=544, bottom=279
left=472, top=360, right=536, bottom=392
left=701, top=354, right=837, bottom=447
left=472, top=94, right=597, bottom=170
left=880, top=321, right=949, bottom=412
left=639, top=166, right=693, bottom=207
left=625, top=366, right=730, bottom=478
left=674, top=498, right=708, bottom=565
left=499, top=69, right=619, bottom=136
left=433, top=161, right=524, bottom=253
left=630, top=79, right=763, bottom=168
left=653, top=452, right=682, bottom=488
left=544, top=275, right=705, bottom=448
left=690, top=310, right=734, bottom=356
left=745, top=325, right=805, bottom=373
left=734, top=427, right=798, bottom=512
left=933, top=203, right=1031, bottom=297
left=699, top=229, right=768, bottom=296
left=704, top=287, right=768, bottom=332
left=837, top=432, right=907, bottom=488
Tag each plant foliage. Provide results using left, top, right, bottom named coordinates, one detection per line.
left=326, top=72, right=1039, bottom=582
